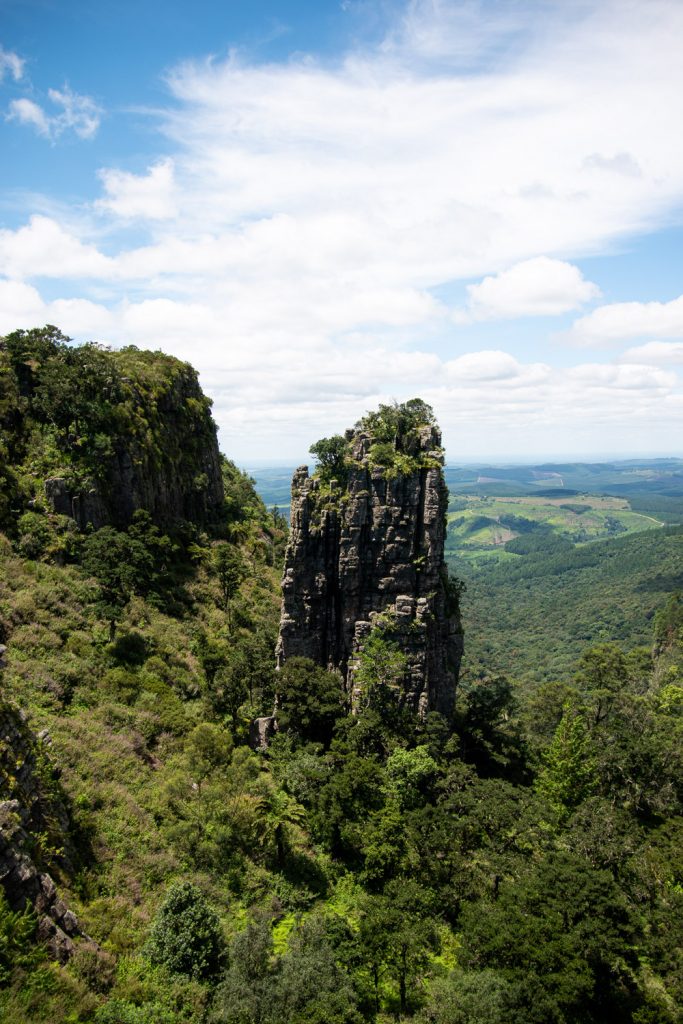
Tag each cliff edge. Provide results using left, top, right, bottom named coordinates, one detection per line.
left=0, top=326, right=224, bottom=532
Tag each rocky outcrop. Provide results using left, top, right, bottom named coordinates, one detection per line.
left=0, top=683, right=90, bottom=961
left=276, top=407, right=463, bottom=717
left=250, top=715, right=278, bottom=751
left=44, top=365, right=224, bottom=531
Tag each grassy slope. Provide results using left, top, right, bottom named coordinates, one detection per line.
left=0, top=529, right=287, bottom=1021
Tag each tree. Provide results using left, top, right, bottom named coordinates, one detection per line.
left=385, top=745, right=438, bottom=810
left=353, top=627, right=408, bottom=724
left=213, top=543, right=246, bottom=623
left=654, top=592, right=683, bottom=653
left=357, top=881, right=438, bottom=1015
left=276, top=915, right=361, bottom=1024
left=460, top=852, right=641, bottom=1023
left=309, top=434, right=349, bottom=486
left=277, top=657, right=345, bottom=747
left=213, top=661, right=249, bottom=732
left=146, top=881, right=225, bottom=980
left=184, top=722, right=233, bottom=794
left=212, top=915, right=361, bottom=1024
left=535, top=703, right=596, bottom=818
left=357, top=399, right=436, bottom=449
left=575, top=643, right=630, bottom=726
left=211, top=914, right=274, bottom=1024
left=415, top=969, right=509, bottom=1024
left=82, top=526, right=154, bottom=639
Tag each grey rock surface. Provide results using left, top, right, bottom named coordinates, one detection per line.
left=44, top=371, right=224, bottom=530
left=276, top=416, right=463, bottom=716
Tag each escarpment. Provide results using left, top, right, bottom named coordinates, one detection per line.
left=276, top=401, right=463, bottom=717
left=0, top=327, right=224, bottom=532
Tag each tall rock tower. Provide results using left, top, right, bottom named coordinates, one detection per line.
left=276, top=400, right=463, bottom=717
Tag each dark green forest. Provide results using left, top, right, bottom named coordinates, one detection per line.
left=1, top=329, right=682, bottom=1024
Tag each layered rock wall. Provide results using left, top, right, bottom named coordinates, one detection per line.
left=276, top=418, right=463, bottom=716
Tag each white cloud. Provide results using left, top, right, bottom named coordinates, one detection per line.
left=567, top=362, right=676, bottom=391
left=97, top=160, right=177, bottom=220
left=0, top=279, right=45, bottom=333
left=47, top=86, right=101, bottom=139
left=567, top=295, right=683, bottom=347
left=3, top=271, right=680, bottom=460
left=620, top=341, right=683, bottom=365
left=7, top=97, right=50, bottom=136
left=458, top=258, right=600, bottom=322
left=0, top=46, right=24, bottom=82
left=4, top=0, right=683, bottom=458
left=8, top=85, right=101, bottom=140
left=582, top=152, right=642, bottom=178
left=445, top=350, right=524, bottom=381
left=0, top=277, right=112, bottom=337
left=0, top=216, right=113, bottom=279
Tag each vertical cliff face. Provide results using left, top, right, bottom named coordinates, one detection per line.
left=0, top=329, right=225, bottom=532
left=42, top=357, right=225, bottom=531
left=276, top=404, right=463, bottom=717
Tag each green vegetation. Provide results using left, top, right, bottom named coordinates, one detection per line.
left=146, top=883, right=225, bottom=980
left=446, top=492, right=664, bottom=564
left=309, top=399, right=444, bottom=485
left=1, top=342, right=683, bottom=1023
left=453, top=524, right=683, bottom=683
left=0, top=325, right=227, bottom=537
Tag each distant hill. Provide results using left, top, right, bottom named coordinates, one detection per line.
left=252, top=458, right=683, bottom=527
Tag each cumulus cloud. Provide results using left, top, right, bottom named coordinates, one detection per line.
left=8, top=85, right=101, bottom=140
left=457, top=258, right=600, bottom=322
left=620, top=341, right=683, bottom=365
left=3, top=0, right=683, bottom=458
left=445, top=350, right=525, bottom=381
left=0, top=46, right=24, bottom=82
left=3, top=271, right=681, bottom=460
left=567, top=295, right=683, bottom=347
left=97, top=160, right=177, bottom=220
left=0, top=216, right=113, bottom=279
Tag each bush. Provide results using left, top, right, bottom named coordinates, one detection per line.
left=146, top=882, right=225, bottom=980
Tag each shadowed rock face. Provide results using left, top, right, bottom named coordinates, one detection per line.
left=276, top=415, right=463, bottom=717
left=0, top=690, right=91, bottom=962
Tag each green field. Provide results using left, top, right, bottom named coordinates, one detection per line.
left=446, top=492, right=663, bottom=563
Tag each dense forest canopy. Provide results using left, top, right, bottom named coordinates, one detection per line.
left=0, top=329, right=681, bottom=1024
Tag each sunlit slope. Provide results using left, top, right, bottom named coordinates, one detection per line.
left=446, top=492, right=662, bottom=562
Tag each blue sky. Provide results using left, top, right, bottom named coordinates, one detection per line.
left=2, top=0, right=683, bottom=462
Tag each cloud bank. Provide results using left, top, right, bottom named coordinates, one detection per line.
left=1, top=1, right=683, bottom=459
